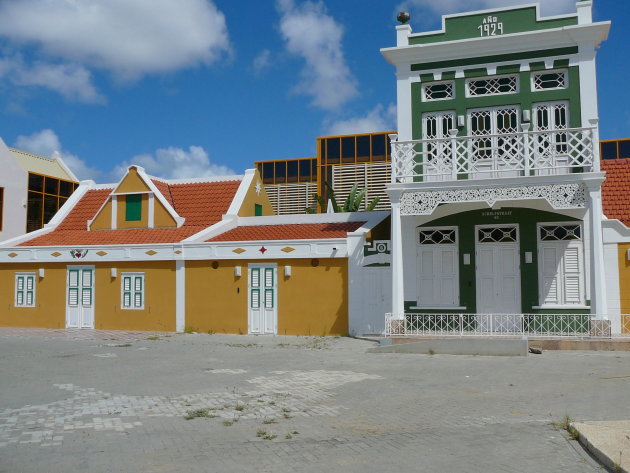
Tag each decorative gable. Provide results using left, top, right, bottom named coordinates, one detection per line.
left=88, top=166, right=183, bottom=231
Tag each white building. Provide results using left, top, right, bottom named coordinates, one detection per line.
left=0, top=137, right=79, bottom=241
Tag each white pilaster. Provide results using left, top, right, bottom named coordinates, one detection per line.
left=586, top=180, right=607, bottom=317
left=110, top=195, right=117, bottom=229
left=396, top=24, right=411, bottom=47
left=577, top=43, right=599, bottom=128
left=576, top=1, right=593, bottom=25
left=396, top=67, right=413, bottom=142
left=390, top=192, right=405, bottom=320
left=175, top=258, right=186, bottom=332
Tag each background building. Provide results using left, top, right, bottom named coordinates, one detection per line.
left=0, top=138, right=78, bottom=241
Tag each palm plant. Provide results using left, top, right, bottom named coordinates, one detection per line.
left=306, top=181, right=380, bottom=213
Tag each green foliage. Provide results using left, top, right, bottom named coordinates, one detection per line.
left=305, top=181, right=380, bottom=213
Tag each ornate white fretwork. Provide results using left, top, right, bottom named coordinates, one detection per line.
left=400, top=183, right=587, bottom=215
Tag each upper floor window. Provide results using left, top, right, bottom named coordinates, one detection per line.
left=466, top=75, right=518, bottom=97
left=532, top=70, right=567, bottom=91
left=422, top=81, right=454, bottom=101
left=125, top=194, right=142, bottom=221
left=26, top=173, right=78, bottom=233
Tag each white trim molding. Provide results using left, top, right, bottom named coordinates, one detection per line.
left=399, top=183, right=588, bottom=215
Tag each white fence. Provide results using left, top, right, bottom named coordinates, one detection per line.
left=385, top=313, right=612, bottom=338
left=390, top=127, right=597, bottom=183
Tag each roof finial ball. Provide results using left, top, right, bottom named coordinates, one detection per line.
left=397, top=11, right=410, bottom=24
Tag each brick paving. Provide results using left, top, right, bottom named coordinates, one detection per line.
left=1, top=328, right=628, bottom=472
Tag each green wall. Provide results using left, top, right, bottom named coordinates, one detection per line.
left=405, top=207, right=587, bottom=315
left=409, top=7, right=577, bottom=45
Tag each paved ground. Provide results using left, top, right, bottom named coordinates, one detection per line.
left=1, top=328, right=629, bottom=473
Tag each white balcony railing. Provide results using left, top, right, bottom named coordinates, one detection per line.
left=390, top=127, right=598, bottom=183
left=385, top=313, right=611, bottom=338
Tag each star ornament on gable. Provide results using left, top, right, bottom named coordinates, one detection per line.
left=255, top=182, right=262, bottom=196
left=259, top=246, right=267, bottom=254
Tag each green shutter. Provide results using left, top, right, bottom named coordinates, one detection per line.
left=125, top=194, right=142, bottom=221
left=254, top=204, right=263, bottom=216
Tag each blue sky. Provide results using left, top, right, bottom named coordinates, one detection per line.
left=0, top=0, right=627, bottom=183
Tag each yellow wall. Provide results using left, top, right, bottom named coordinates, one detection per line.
left=237, top=171, right=275, bottom=217
left=619, top=244, right=630, bottom=333
left=90, top=201, right=112, bottom=230
left=0, top=262, right=176, bottom=331
left=114, top=167, right=150, bottom=194
left=0, top=263, right=67, bottom=328
left=186, top=258, right=348, bottom=336
left=154, top=199, right=177, bottom=227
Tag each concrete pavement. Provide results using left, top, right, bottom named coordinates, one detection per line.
left=1, top=328, right=630, bottom=472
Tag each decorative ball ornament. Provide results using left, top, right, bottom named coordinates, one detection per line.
left=397, top=11, right=410, bottom=24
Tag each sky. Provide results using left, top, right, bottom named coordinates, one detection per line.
left=0, top=0, right=627, bottom=183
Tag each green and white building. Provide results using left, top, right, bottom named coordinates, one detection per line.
left=381, top=1, right=613, bottom=334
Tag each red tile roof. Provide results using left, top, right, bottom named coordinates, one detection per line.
left=20, top=180, right=242, bottom=246
left=602, top=159, right=630, bottom=226
left=207, top=222, right=366, bottom=242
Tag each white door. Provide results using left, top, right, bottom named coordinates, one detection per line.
left=422, top=111, right=456, bottom=181
left=416, top=227, right=459, bottom=307
left=248, top=264, right=277, bottom=335
left=66, top=267, right=95, bottom=329
left=363, top=267, right=392, bottom=335
left=475, top=226, right=521, bottom=331
left=468, top=106, right=521, bottom=178
left=532, top=101, right=570, bottom=174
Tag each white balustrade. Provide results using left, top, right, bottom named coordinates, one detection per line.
left=390, top=127, right=596, bottom=183
left=385, top=312, right=612, bottom=338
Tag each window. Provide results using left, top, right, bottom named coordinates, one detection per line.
left=422, top=81, right=455, bottom=101
left=26, top=173, right=77, bottom=233
left=125, top=194, right=142, bottom=221
left=122, top=273, right=144, bottom=309
left=15, top=273, right=36, bottom=307
left=532, top=70, right=567, bottom=91
left=467, top=75, right=518, bottom=97
left=538, top=224, right=584, bottom=306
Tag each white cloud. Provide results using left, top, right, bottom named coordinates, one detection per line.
left=14, top=129, right=102, bottom=180
left=326, top=104, right=397, bottom=136
left=277, top=0, right=358, bottom=111
left=0, top=57, right=104, bottom=104
left=113, top=146, right=235, bottom=180
left=252, top=49, right=272, bottom=74
left=398, top=0, right=576, bottom=18
left=0, top=0, right=231, bottom=80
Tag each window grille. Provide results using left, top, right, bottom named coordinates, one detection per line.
left=467, top=76, right=518, bottom=96
left=533, top=70, right=567, bottom=91
left=15, top=273, right=36, bottom=307
left=477, top=227, right=517, bottom=243
left=418, top=229, right=457, bottom=245
left=264, top=182, right=317, bottom=215
left=422, top=82, right=454, bottom=101
left=539, top=224, right=581, bottom=241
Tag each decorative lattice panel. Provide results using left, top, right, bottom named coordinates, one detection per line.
left=533, top=71, right=567, bottom=90
left=539, top=224, right=581, bottom=241
left=332, top=162, right=391, bottom=211
left=467, top=76, right=518, bottom=96
left=422, top=82, right=454, bottom=101
left=264, top=183, right=317, bottom=215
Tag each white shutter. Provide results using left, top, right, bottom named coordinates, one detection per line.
left=563, top=247, right=582, bottom=303
left=416, top=229, right=459, bottom=307
left=540, top=246, right=560, bottom=305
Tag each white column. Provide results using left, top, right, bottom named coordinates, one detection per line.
left=390, top=192, right=405, bottom=320
left=586, top=180, right=607, bottom=317
left=396, top=68, right=413, bottom=142
left=175, top=256, right=186, bottom=332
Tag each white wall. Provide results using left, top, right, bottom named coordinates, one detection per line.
left=0, top=139, right=28, bottom=241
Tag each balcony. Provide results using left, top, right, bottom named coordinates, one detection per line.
left=390, top=127, right=598, bottom=184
